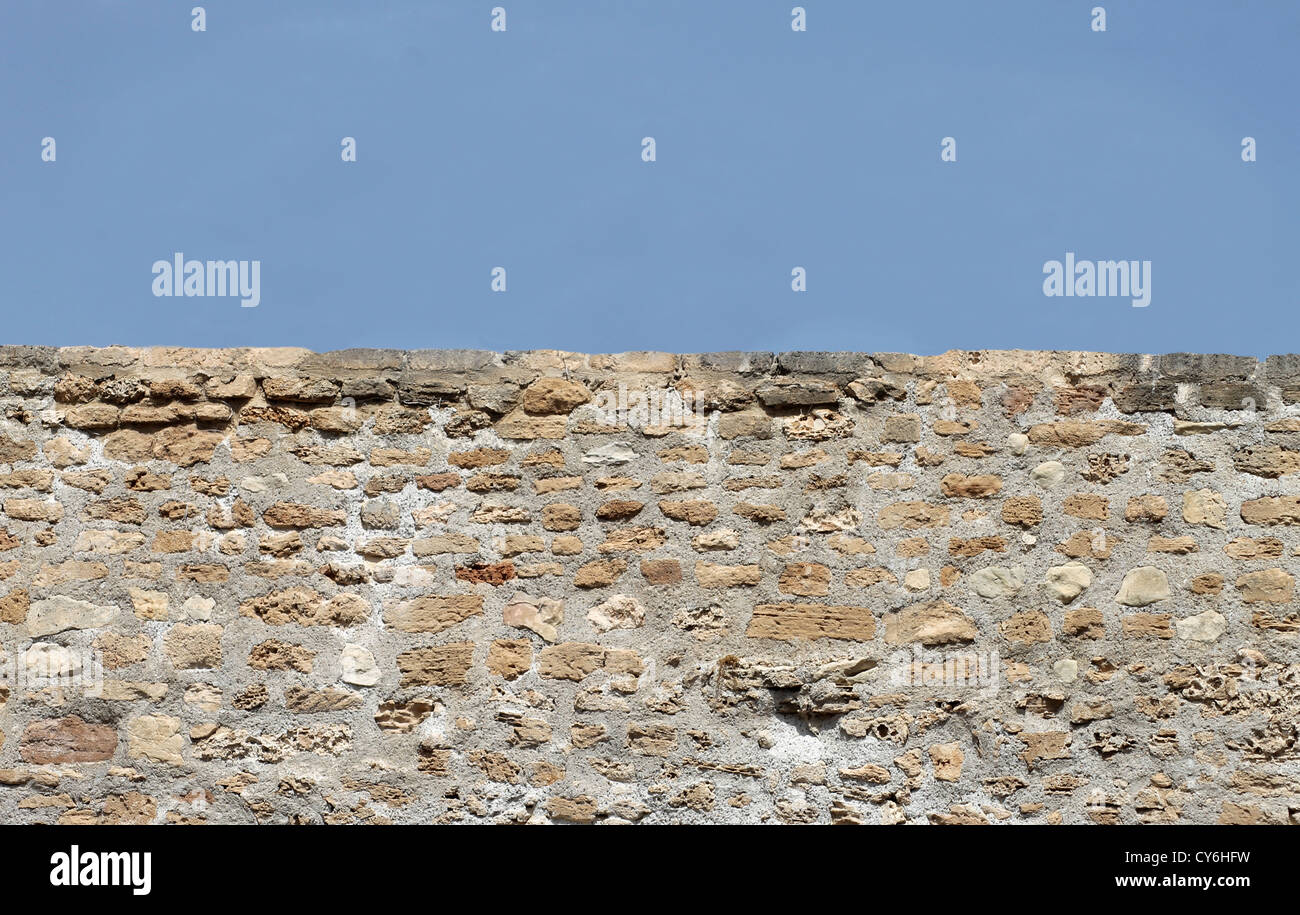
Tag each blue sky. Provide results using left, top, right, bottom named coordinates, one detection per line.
left=1, top=0, right=1295, bottom=355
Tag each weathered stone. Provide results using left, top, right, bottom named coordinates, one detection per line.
left=20, top=717, right=117, bottom=764
left=1030, top=461, right=1067, bottom=487
left=1236, top=568, right=1295, bottom=603
left=586, top=593, right=647, bottom=632
left=1116, top=567, right=1171, bottom=606
left=522, top=377, right=592, bottom=414
left=1175, top=610, right=1227, bottom=642
left=755, top=380, right=840, bottom=407
left=127, top=715, right=184, bottom=765
left=503, top=592, right=563, bottom=641
left=882, top=600, right=976, bottom=645
left=747, top=603, right=876, bottom=641
left=969, top=566, right=1023, bottom=599
left=1241, top=496, right=1300, bottom=526
left=487, top=639, right=532, bottom=680
left=385, top=595, right=484, bottom=633
left=164, top=623, right=223, bottom=669
left=27, top=596, right=118, bottom=637
left=941, top=474, right=1002, bottom=498
left=1044, top=562, right=1092, bottom=604
left=1001, top=610, right=1052, bottom=644
left=1183, top=489, right=1227, bottom=528
left=396, top=644, right=475, bottom=687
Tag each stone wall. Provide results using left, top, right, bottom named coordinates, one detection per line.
left=0, top=345, right=1297, bottom=824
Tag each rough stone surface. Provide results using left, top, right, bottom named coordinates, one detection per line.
left=0, top=347, right=1294, bottom=824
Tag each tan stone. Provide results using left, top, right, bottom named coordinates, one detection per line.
left=777, top=563, right=831, bottom=596
left=968, top=566, right=1022, bottom=599
left=1000, top=610, right=1052, bottom=644
left=658, top=499, right=718, bottom=525
left=695, top=562, right=761, bottom=588
left=495, top=408, right=568, bottom=439
left=249, top=640, right=316, bottom=673
left=1019, top=732, right=1071, bottom=769
left=845, top=566, right=897, bottom=589
left=1176, top=610, right=1227, bottom=642
left=487, top=640, right=533, bottom=680
left=1063, top=607, right=1104, bottom=638
left=263, top=502, right=346, bottom=528
left=163, top=624, right=222, bottom=669
left=538, top=643, right=609, bottom=681
left=33, top=559, right=109, bottom=587
left=574, top=558, right=628, bottom=587
left=882, top=600, right=976, bottom=645
left=1116, top=566, right=1171, bottom=606
left=878, top=501, right=950, bottom=530
left=522, top=377, right=592, bottom=414
left=1148, top=535, right=1198, bottom=554
left=1001, top=496, right=1042, bottom=527
left=586, top=593, right=646, bottom=632
left=1044, top=562, right=1092, bottom=603
left=747, top=603, right=876, bottom=641
left=20, top=717, right=117, bottom=764
left=940, top=474, right=1002, bottom=498
left=152, top=426, right=224, bottom=467
left=1190, top=573, right=1224, bottom=595
left=4, top=498, right=62, bottom=522
left=1224, top=537, right=1284, bottom=560
left=1125, top=494, right=1169, bottom=522
left=1240, top=496, right=1300, bottom=526
left=501, top=591, right=563, bottom=641
left=1183, top=488, right=1227, bottom=528
left=385, top=595, right=484, bottom=633
left=929, top=743, right=964, bottom=781
left=1122, top=613, right=1173, bottom=639
left=1063, top=494, right=1108, bottom=520
left=541, top=503, right=581, bottom=531
left=95, top=632, right=151, bottom=668
left=239, top=586, right=369, bottom=627
left=1027, top=421, right=1145, bottom=447
left=598, top=527, right=665, bottom=552
left=1236, top=569, right=1295, bottom=603
left=397, top=643, right=475, bottom=687
left=127, top=715, right=184, bottom=765
left=27, top=596, right=118, bottom=636
left=640, top=558, right=682, bottom=584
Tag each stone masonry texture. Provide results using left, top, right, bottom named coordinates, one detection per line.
left=0, top=345, right=1299, bottom=824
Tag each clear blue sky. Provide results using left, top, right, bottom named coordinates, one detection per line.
left=2, top=0, right=1295, bottom=355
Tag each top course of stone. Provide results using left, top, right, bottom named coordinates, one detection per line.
left=1, top=345, right=1296, bottom=383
